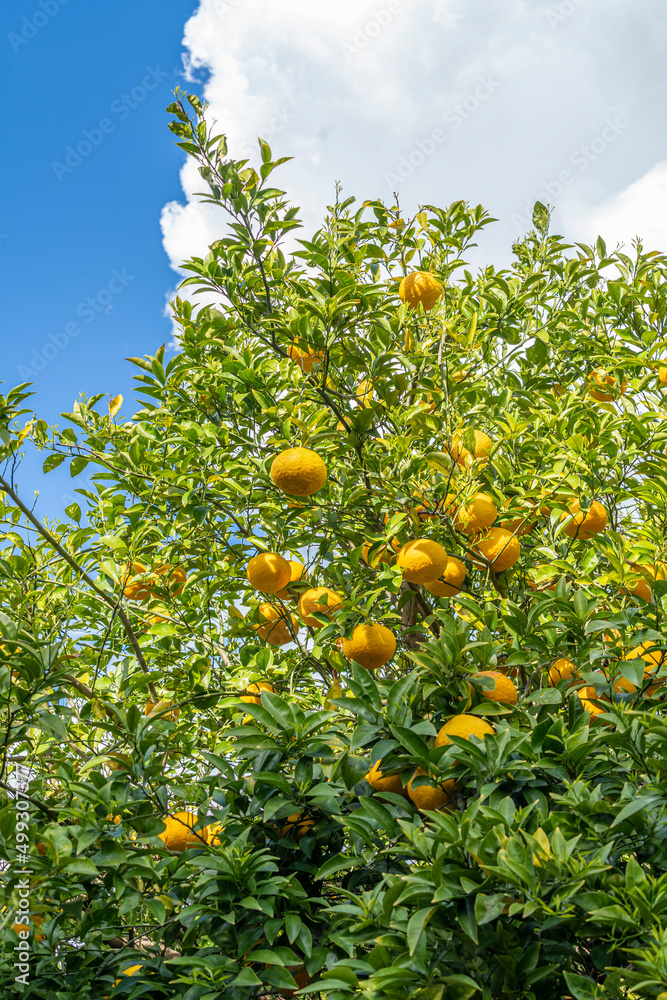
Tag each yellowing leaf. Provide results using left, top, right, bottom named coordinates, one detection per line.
left=109, top=395, right=123, bottom=417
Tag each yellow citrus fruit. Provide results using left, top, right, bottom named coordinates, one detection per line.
left=341, top=623, right=396, bottom=671
left=288, top=344, right=323, bottom=373
left=624, top=642, right=666, bottom=696
left=588, top=370, right=627, bottom=401
left=154, top=564, right=187, bottom=595
left=145, top=699, right=180, bottom=720
left=549, top=658, right=578, bottom=685
left=396, top=539, right=449, bottom=584
left=203, top=821, right=224, bottom=846
left=270, top=447, right=327, bottom=496
left=471, top=670, right=517, bottom=705
left=451, top=493, right=497, bottom=535
left=658, top=364, right=667, bottom=386
left=448, top=429, right=492, bottom=468
left=424, top=555, right=467, bottom=597
left=12, top=915, right=45, bottom=941
left=435, top=714, right=495, bottom=752
left=158, top=812, right=206, bottom=852
left=362, top=539, right=400, bottom=567
left=407, top=768, right=456, bottom=811
left=122, top=561, right=151, bottom=600
left=399, top=271, right=444, bottom=311
left=561, top=499, right=608, bottom=540
left=246, top=552, right=291, bottom=594
left=279, top=812, right=315, bottom=841
left=113, top=965, right=144, bottom=985
left=365, top=761, right=409, bottom=797
left=577, top=682, right=607, bottom=717
left=472, top=527, right=521, bottom=572
left=241, top=681, right=275, bottom=704
left=256, top=604, right=299, bottom=645
left=298, top=587, right=344, bottom=627
left=275, top=560, right=304, bottom=600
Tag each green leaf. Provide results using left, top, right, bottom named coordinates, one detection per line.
left=407, top=906, right=435, bottom=955
left=474, top=893, right=506, bottom=925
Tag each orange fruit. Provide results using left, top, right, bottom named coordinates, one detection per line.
left=588, top=370, right=627, bottom=401
left=407, top=768, right=455, bottom=811
left=399, top=271, right=443, bottom=311
left=256, top=604, right=299, bottom=645
left=362, top=540, right=399, bottom=567
left=270, top=447, right=327, bottom=496
left=561, top=499, right=608, bottom=540
left=298, top=587, right=344, bottom=627
left=122, top=561, right=151, bottom=601
left=658, top=364, right=667, bottom=386
left=158, top=812, right=206, bottom=852
left=12, top=915, right=45, bottom=942
left=577, top=681, right=608, bottom=717
left=472, top=527, right=521, bottom=572
left=275, top=560, right=304, bottom=600
left=549, top=658, right=578, bottom=686
left=424, top=555, right=467, bottom=597
left=246, top=552, right=291, bottom=594
left=152, top=564, right=187, bottom=595
left=365, top=760, right=409, bottom=797
left=448, top=429, right=492, bottom=468
left=341, top=623, right=396, bottom=671
left=451, top=493, right=497, bottom=535
left=396, top=539, right=448, bottom=584
left=145, top=699, right=180, bottom=721
left=435, top=714, right=495, bottom=752
left=471, top=670, right=517, bottom=705
left=288, top=344, right=323, bottom=373
left=279, top=813, right=315, bottom=841
left=241, top=681, right=275, bottom=705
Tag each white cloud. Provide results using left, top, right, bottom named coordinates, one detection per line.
left=161, top=0, right=667, bottom=287
left=561, top=161, right=667, bottom=254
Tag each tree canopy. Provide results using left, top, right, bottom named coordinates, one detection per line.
left=2, top=90, right=667, bottom=1000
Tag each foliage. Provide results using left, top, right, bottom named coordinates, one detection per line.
left=1, top=89, right=667, bottom=998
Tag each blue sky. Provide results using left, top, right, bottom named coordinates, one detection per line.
left=2, top=0, right=198, bottom=511
left=2, top=0, right=665, bottom=516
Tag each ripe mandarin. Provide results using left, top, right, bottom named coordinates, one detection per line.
left=397, top=539, right=449, bottom=584
left=246, top=552, right=291, bottom=594
left=341, top=623, right=396, bottom=671
left=424, top=555, right=467, bottom=597
left=452, top=494, right=497, bottom=536
left=298, top=587, right=344, bottom=627
left=399, top=271, right=443, bottom=311
left=561, top=499, right=608, bottom=540
left=407, top=768, right=455, bottom=811
left=270, top=447, right=327, bottom=496
left=471, top=670, right=517, bottom=705
left=472, top=527, right=521, bottom=572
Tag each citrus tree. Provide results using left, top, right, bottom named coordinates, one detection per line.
left=2, top=89, right=667, bottom=999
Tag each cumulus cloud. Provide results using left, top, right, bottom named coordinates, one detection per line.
left=161, top=0, right=666, bottom=301
left=562, top=161, right=667, bottom=254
